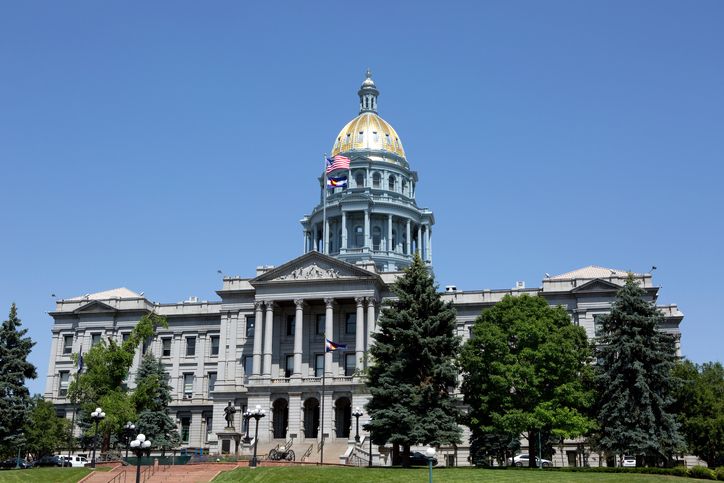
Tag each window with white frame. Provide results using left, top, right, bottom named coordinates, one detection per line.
left=314, top=354, right=324, bottom=377
left=285, top=355, right=294, bottom=378
left=63, top=335, right=73, bottom=354
left=345, top=353, right=356, bottom=377
left=207, top=372, right=217, bottom=395
left=210, top=335, right=220, bottom=356
left=58, top=371, right=70, bottom=397
left=162, top=338, right=172, bottom=357
left=185, top=337, right=196, bottom=357
left=91, top=333, right=101, bottom=347
left=246, top=316, right=255, bottom=338
left=183, top=373, right=194, bottom=398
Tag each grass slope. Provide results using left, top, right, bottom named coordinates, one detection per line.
left=0, top=468, right=92, bottom=482
left=212, top=466, right=704, bottom=483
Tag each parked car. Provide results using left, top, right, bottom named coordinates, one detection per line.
left=62, top=455, right=88, bottom=468
left=0, top=458, right=32, bottom=469
left=33, top=455, right=71, bottom=467
left=409, top=451, right=439, bottom=466
left=509, top=453, right=552, bottom=467
left=622, top=455, right=636, bottom=467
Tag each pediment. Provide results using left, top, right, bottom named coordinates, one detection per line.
left=73, top=300, right=118, bottom=314
left=571, top=278, right=622, bottom=293
left=251, top=252, right=379, bottom=284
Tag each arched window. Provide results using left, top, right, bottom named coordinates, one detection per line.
left=388, top=175, right=396, bottom=191
left=355, top=171, right=365, bottom=188
left=372, top=172, right=381, bottom=188
left=372, top=227, right=381, bottom=251
left=354, top=226, right=363, bottom=248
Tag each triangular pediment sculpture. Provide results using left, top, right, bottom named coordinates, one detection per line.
left=571, top=278, right=623, bottom=293
left=251, top=251, right=378, bottom=284
left=73, top=300, right=118, bottom=314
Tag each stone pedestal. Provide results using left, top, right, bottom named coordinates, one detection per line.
left=216, top=430, right=242, bottom=456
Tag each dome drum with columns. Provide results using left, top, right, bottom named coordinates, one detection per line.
left=301, top=71, right=434, bottom=272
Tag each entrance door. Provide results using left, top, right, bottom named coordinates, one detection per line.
left=272, top=399, right=288, bottom=439
left=303, top=398, right=320, bottom=438
left=334, top=397, right=351, bottom=438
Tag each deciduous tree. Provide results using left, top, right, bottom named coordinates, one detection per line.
left=24, top=396, right=71, bottom=458
left=459, top=294, right=595, bottom=468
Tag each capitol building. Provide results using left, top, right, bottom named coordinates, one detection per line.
left=44, top=72, right=684, bottom=466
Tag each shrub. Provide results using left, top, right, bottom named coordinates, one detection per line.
left=715, top=466, right=724, bottom=481
left=689, top=465, right=717, bottom=480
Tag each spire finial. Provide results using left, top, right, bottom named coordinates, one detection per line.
left=358, top=68, right=379, bottom=113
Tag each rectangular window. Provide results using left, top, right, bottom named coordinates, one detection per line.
left=286, top=315, right=295, bottom=337
left=205, top=415, right=213, bottom=440
left=345, top=313, right=356, bottom=335
left=210, top=336, right=220, bottom=356
left=315, top=354, right=324, bottom=377
left=246, top=316, right=255, bottom=338
left=181, top=417, right=191, bottom=443
left=285, top=354, right=294, bottom=378
left=186, top=337, right=196, bottom=357
left=162, top=338, right=172, bottom=357
left=91, top=333, right=101, bottom=347
left=63, top=335, right=73, bottom=354
left=58, top=371, right=70, bottom=397
left=345, top=353, right=356, bottom=377
left=315, top=314, right=325, bottom=335
left=183, top=373, right=194, bottom=398
left=207, top=372, right=217, bottom=395
left=594, top=314, right=604, bottom=337
left=122, top=332, right=130, bottom=343
left=142, top=337, right=150, bottom=355
left=243, top=356, right=253, bottom=381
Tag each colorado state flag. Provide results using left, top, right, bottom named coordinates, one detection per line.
left=325, top=338, right=347, bottom=352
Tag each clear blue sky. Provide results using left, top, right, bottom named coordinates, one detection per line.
left=1, top=1, right=722, bottom=396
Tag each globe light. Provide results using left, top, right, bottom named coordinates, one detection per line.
left=425, top=446, right=436, bottom=458
left=137, top=434, right=146, bottom=442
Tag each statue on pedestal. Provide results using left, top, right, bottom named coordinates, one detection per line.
left=224, top=402, right=236, bottom=429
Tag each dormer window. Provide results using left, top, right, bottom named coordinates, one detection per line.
left=356, top=131, right=364, bottom=143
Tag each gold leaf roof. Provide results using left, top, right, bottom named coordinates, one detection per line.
left=330, top=112, right=406, bottom=159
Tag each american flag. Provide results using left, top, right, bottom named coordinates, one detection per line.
left=325, top=155, right=351, bottom=174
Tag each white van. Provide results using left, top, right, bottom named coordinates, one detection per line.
left=62, top=455, right=88, bottom=467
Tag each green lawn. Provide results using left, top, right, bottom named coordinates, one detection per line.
left=212, top=466, right=704, bottom=483
left=0, top=468, right=92, bottom=483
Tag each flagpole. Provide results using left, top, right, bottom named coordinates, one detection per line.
left=320, top=344, right=326, bottom=465
left=322, top=154, right=327, bottom=255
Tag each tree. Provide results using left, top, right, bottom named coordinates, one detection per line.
left=132, top=354, right=180, bottom=455
left=595, top=275, right=683, bottom=465
left=24, top=396, right=71, bottom=458
left=671, top=360, right=724, bottom=468
left=68, top=312, right=168, bottom=452
left=459, top=294, right=595, bottom=468
left=0, top=304, right=37, bottom=457
left=365, top=252, right=461, bottom=466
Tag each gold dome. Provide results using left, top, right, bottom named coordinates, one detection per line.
left=330, top=112, right=406, bottom=159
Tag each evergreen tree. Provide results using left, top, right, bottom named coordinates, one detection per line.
left=671, top=360, right=724, bottom=468
left=24, top=396, right=71, bottom=458
left=459, top=294, right=595, bottom=468
left=596, top=275, right=683, bottom=464
left=132, top=354, right=180, bottom=455
left=0, top=304, right=37, bottom=457
left=365, top=252, right=461, bottom=465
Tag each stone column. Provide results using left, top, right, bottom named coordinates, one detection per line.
left=263, top=301, right=275, bottom=378
left=324, top=298, right=334, bottom=376
left=366, top=298, right=376, bottom=367
left=428, top=226, right=433, bottom=262
left=417, top=224, right=422, bottom=256
left=406, top=219, right=411, bottom=255
left=293, top=299, right=304, bottom=378
left=313, top=226, right=318, bottom=252
left=355, top=297, right=365, bottom=372
left=324, top=218, right=330, bottom=254
left=387, top=214, right=393, bottom=252
left=44, top=332, right=60, bottom=397
left=341, top=211, right=347, bottom=251
left=252, top=301, right=263, bottom=376
left=364, top=210, right=370, bottom=250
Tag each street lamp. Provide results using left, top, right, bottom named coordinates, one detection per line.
left=352, top=407, right=363, bottom=443
left=90, top=407, right=106, bottom=468
left=129, top=434, right=151, bottom=483
left=249, top=405, right=266, bottom=468
left=425, top=447, right=436, bottom=483
left=367, top=416, right=373, bottom=467
left=242, top=409, right=252, bottom=443
left=123, top=421, right=136, bottom=461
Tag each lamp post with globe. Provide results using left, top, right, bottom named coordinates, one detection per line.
left=249, top=405, right=266, bottom=468
left=351, top=407, right=363, bottom=443
left=242, top=409, right=252, bottom=443
left=90, top=407, right=105, bottom=468
left=123, top=421, right=136, bottom=460
left=130, top=434, right=151, bottom=483
left=425, top=447, right=436, bottom=483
